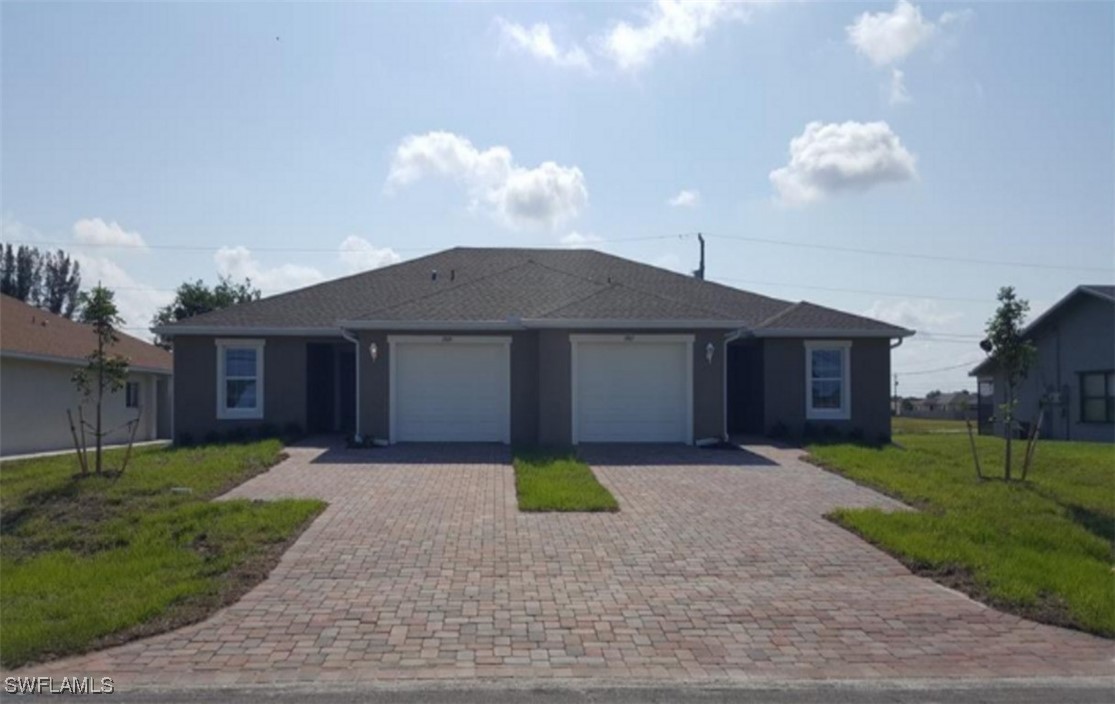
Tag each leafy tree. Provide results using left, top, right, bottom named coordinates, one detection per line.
left=0, top=244, right=83, bottom=317
left=72, top=286, right=130, bottom=475
left=981, top=286, right=1037, bottom=481
left=40, top=249, right=82, bottom=316
left=1, top=244, right=41, bottom=303
left=152, top=276, right=261, bottom=348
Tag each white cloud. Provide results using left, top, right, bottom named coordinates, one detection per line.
left=667, top=189, right=701, bottom=207
left=769, top=121, right=917, bottom=206
left=214, top=246, right=324, bottom=294
left=559, top=231, right=603, bottom=248
left=846, top=1, right=937, bottom=66
left=888, top=68, right=911, bottom=105
left=74, top=254, right=171, bottom=334
left=496, top=18, right=591, bottom=69
left=847, top=1, right=971, bottom=68
left=601, top=0, right=747, bottom=72
left=72, top=217, right=147, bottom=249
left=338, top=236, right=401, bottom=274
left=864, top=298, right=962, bottom=331
left=386, top=131, right=588, bottom=230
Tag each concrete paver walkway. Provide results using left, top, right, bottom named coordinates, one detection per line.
left=21, top=441, right=1113, bottom=687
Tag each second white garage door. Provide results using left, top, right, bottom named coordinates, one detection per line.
left=572, top=335, right=692, bottom=444
left=390, top=337, right=511, bottom=443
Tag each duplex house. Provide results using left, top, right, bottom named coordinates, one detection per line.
left=1, top=294, right=173, bottom=456
left=971, top=285, right=1115, bottom=443
left=155, top=248, right=912, bottom=446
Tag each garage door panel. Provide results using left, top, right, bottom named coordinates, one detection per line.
left=574, top=339, right=690, bottom=443
left=392, top=340, right=510, bottom=443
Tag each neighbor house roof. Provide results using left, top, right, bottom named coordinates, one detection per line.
left=1, top=295, right=172, bottom=374
left=970, top=284, right=1115, bottom=376
left=155, top=247, right=913, bottom=338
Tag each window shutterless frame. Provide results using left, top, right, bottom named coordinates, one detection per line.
left=804, top=340, right=852, bottom=420
left=1079, top=370, right=1114, bottom=424
left=215, top=339, right=265, bottom=420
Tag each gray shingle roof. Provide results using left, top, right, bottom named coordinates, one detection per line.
left=158, top=247, right=911, bottom=336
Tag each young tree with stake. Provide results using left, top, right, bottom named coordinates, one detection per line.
left=71, top=286, right=130, bottom=475
left=980, top=286, right=1036, bottom=481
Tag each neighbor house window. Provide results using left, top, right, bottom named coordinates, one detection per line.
left=125, top=381, right=141, bottom=409
left=216, top=339, right=265, bottom=420
left=1080, top=371, right=1114, bottom=423
left=805, top=341, right=851, bottom=420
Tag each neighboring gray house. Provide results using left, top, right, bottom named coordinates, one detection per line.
left=155, top=248, right=912, bottom=446
left=971, top=285, right=1115, bottom=443
left=1, top=294, right=174, bottom=456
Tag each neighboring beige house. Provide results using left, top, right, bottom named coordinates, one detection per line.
left=1, top=295, right=173, bottom=457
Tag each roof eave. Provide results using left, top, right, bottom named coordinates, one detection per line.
left=1, top=350, right=172, bottom=375
left=748, top=327, right=915, bottom=339
left=153, top=325, right=344, bottom=338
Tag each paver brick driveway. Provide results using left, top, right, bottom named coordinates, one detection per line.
left=30, top=442, right=1113, bottom=687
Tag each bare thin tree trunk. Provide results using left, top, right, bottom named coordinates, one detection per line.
left=1022, top=408, right=1044, bottom=481
left=119, top=413, right=141, bottom=475
left=95, top=334, right=104, bottom=475
left=77, top=405, right=90, bottom=473
left=66, top=409, right=88, bottom=475
left=965, top=408, right=983, bottom=480
left=1004, top=388, right=1013, bottom=481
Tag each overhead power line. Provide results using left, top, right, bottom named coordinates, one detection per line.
left=896, top=359, right=985, bottom=376
left=703, top=232, right=1110, bottom=274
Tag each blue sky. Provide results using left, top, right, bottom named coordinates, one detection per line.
left=3, top=1, right=1112, bottom=394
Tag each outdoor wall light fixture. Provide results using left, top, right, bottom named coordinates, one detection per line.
left=369, top=342, right=378, bottom=362
left=705, top=342, right=715, bottom=364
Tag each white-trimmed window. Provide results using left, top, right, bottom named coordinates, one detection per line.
left=216, top=339, right=265, bottom=419
left=805, top=341, right=851, bottom=420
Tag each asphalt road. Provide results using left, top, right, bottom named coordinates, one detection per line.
left=93, top=679, right=1115, bottom=704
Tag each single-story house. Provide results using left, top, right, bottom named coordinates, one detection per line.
left=971, top=284, right=1114, bottom=443
left=155, top=248, right=913, bottom=446
left=1, top=294, right=173, bottom=456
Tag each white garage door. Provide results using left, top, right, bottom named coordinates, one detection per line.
left=573, top=336, right=692, bottom=444
left=390, top=337, right=511, bottom=443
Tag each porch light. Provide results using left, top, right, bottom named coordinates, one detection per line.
left=369, top=342, right=378, bottom=362
left=705, top=342, right=715, bottom=364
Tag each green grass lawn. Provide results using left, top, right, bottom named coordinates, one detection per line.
left=892, top=416, right=967, bottom=435
left=514, top=451, right=619, bottom=512
left=809, top=430, right=1115, bottom=637
left=0, top=441, right=325, bottom=668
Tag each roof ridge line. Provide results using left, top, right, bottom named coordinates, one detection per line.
left=350, top=257, right=537, bottom=320
left=527, top=254, right=737, bottom=320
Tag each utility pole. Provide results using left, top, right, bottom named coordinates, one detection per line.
left=893, top=373, right=900, bottom=415
left=693, top=233, right=705, bottom=280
